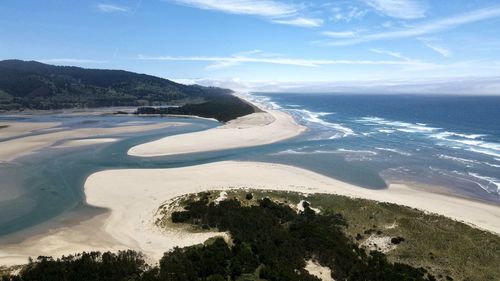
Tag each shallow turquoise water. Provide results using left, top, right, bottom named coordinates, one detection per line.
left=2, top=93, right=499, bottom=237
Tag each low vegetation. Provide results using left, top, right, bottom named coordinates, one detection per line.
left=2, top=190, right=499, bottom=281
left=135, top=94, right=257, bottom=122
left=212, top=190, right=500, bottom=281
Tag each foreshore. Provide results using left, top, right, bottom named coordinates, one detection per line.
left=128, top=94, right=307, bottom=157
left=0, top=121, right=186, bottom=162
left=2, top=161, right=500, bottom=266
left=1, top=93, right=500, bottom=268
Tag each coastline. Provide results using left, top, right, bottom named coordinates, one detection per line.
left=2, top=160, right=499, bottom=266
left=1, top=93, right=499, bottom=269
left=0, top=121, right=186, bottom=162
left=128, top=93, right=307, bottom=157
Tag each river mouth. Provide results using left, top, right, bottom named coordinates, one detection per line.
left=2, top=93, right=499, bottom=239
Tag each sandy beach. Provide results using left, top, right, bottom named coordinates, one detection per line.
left=1, top=95, right=499, bottom=269
left=0, top=121, right=186, bottom=162
left=1, top=161, right=499, bottom=266
left=128, top=103, right=306, bottom=157
left=0, top=122, right=61, bottom=139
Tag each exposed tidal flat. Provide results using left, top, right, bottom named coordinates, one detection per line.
left=0, top=94, right=500, bottom=277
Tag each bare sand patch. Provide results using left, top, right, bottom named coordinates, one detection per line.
left=0, top=122, right=185, bottom=161
left=2, top=161, right=499, bottom=266
left=0, top=122, right=60, bottom=139
left=128, top=96, right=306, bottom=157
left=305, top=259, right=334, bottom=281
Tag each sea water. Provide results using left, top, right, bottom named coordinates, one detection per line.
left=1, top=94, right=499, bottom=237
left=248, top=93, right=500, bottom=202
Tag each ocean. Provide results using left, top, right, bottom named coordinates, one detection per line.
left=0, top=93, right=499, bottom=237
left=247, top=93, right=500, bottom=202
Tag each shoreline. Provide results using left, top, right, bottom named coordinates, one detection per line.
left=1, top=94, right=499, bottom=269
left=1, top=161, right=499, bottom=266
left=128, top=93, right=307, bottom=157
left=0, top=121, right=186, bottom=162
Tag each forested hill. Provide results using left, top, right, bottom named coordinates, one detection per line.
left=0, top=60, right=250, bottom=119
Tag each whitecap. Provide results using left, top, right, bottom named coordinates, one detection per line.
left=466, top=148, right=500, bottom=158
left=357, top=116, right=440, bottom=133
left=485, top=162, right=500, bottom=168
left=437, top=154, right=479, bottom=164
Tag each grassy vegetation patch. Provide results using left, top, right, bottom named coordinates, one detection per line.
left=195, top=190, right=499, bottom=281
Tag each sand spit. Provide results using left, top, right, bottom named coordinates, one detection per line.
left=2, top=161, right=499, bottom=266
left=128, top=109, right=306, bottom=157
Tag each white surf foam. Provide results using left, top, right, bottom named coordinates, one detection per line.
left=468, top=173, right=500, bottom=195
left=292, top=109, right=355, bottom=137
left=337, top=148, right=378, bottom=155
left=357, top=116, right=499, bottom=160
left=375, top=147, right=412, bottom=156
left=357, top=117, right=440, bottom=134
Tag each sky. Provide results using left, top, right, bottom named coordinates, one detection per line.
left=2, top=0, right=500, bottom=93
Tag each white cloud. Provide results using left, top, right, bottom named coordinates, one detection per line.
left=174, top=77, right=500, bottom=95
left=96, top=3, right=130, bottom=13
left=322, top=31, right=357, bottom=38
left=266, top=77, right=500, bottom=95
left=272, top=17, right=323, bottom=28
left=369, top=48, right=412, bottom=61
left=364, top=0, right=426, bottom=19
left=324, top=5, right=500, bottom=46
left=419, top=38, right=451, bottom=57
left=171, top=0, right=296, bottom=17
left=331, top=6, right=367, bottom=22
left=170, top=0, right=322, bottom=27
left=137, top=54, right=430, bottom=68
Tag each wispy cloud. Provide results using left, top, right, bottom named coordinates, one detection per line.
left=272, top=17, right=323, bottom=28
left=96, top=3, right=130, bottom=13
left=369, top=48, right=413, bottom=61
left=137, top=53, right=431, bottom=69
left=322, top=31, right=357, bottom=38
left=323, top=5, right=500, bottom=46
left=418, top=38, right=451, bottom=57
left=364, top=0, right=427, bottom=19
left=169, top=0, right=323, bottom=27
left=331, top=6, right=367, bottom=22
left=242, top=77, right=500, bottom=95
left=40, top=58, right=108, bottom=64
left=171, top=0, right=296, bottom=17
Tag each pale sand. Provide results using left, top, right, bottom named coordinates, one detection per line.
left=128, top=109, right=306, bottom=157
left=55, top=138, right=119, bottom=148
left=0, top=122, right=61, bottom=139
left=305, top=259, right=334, bottom=281
left=2, top=161, right=499, bottom=266
left=0, top=122, right=185, bottom=162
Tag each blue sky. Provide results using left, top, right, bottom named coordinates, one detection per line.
left=2, top=0, right=500, bottom=93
